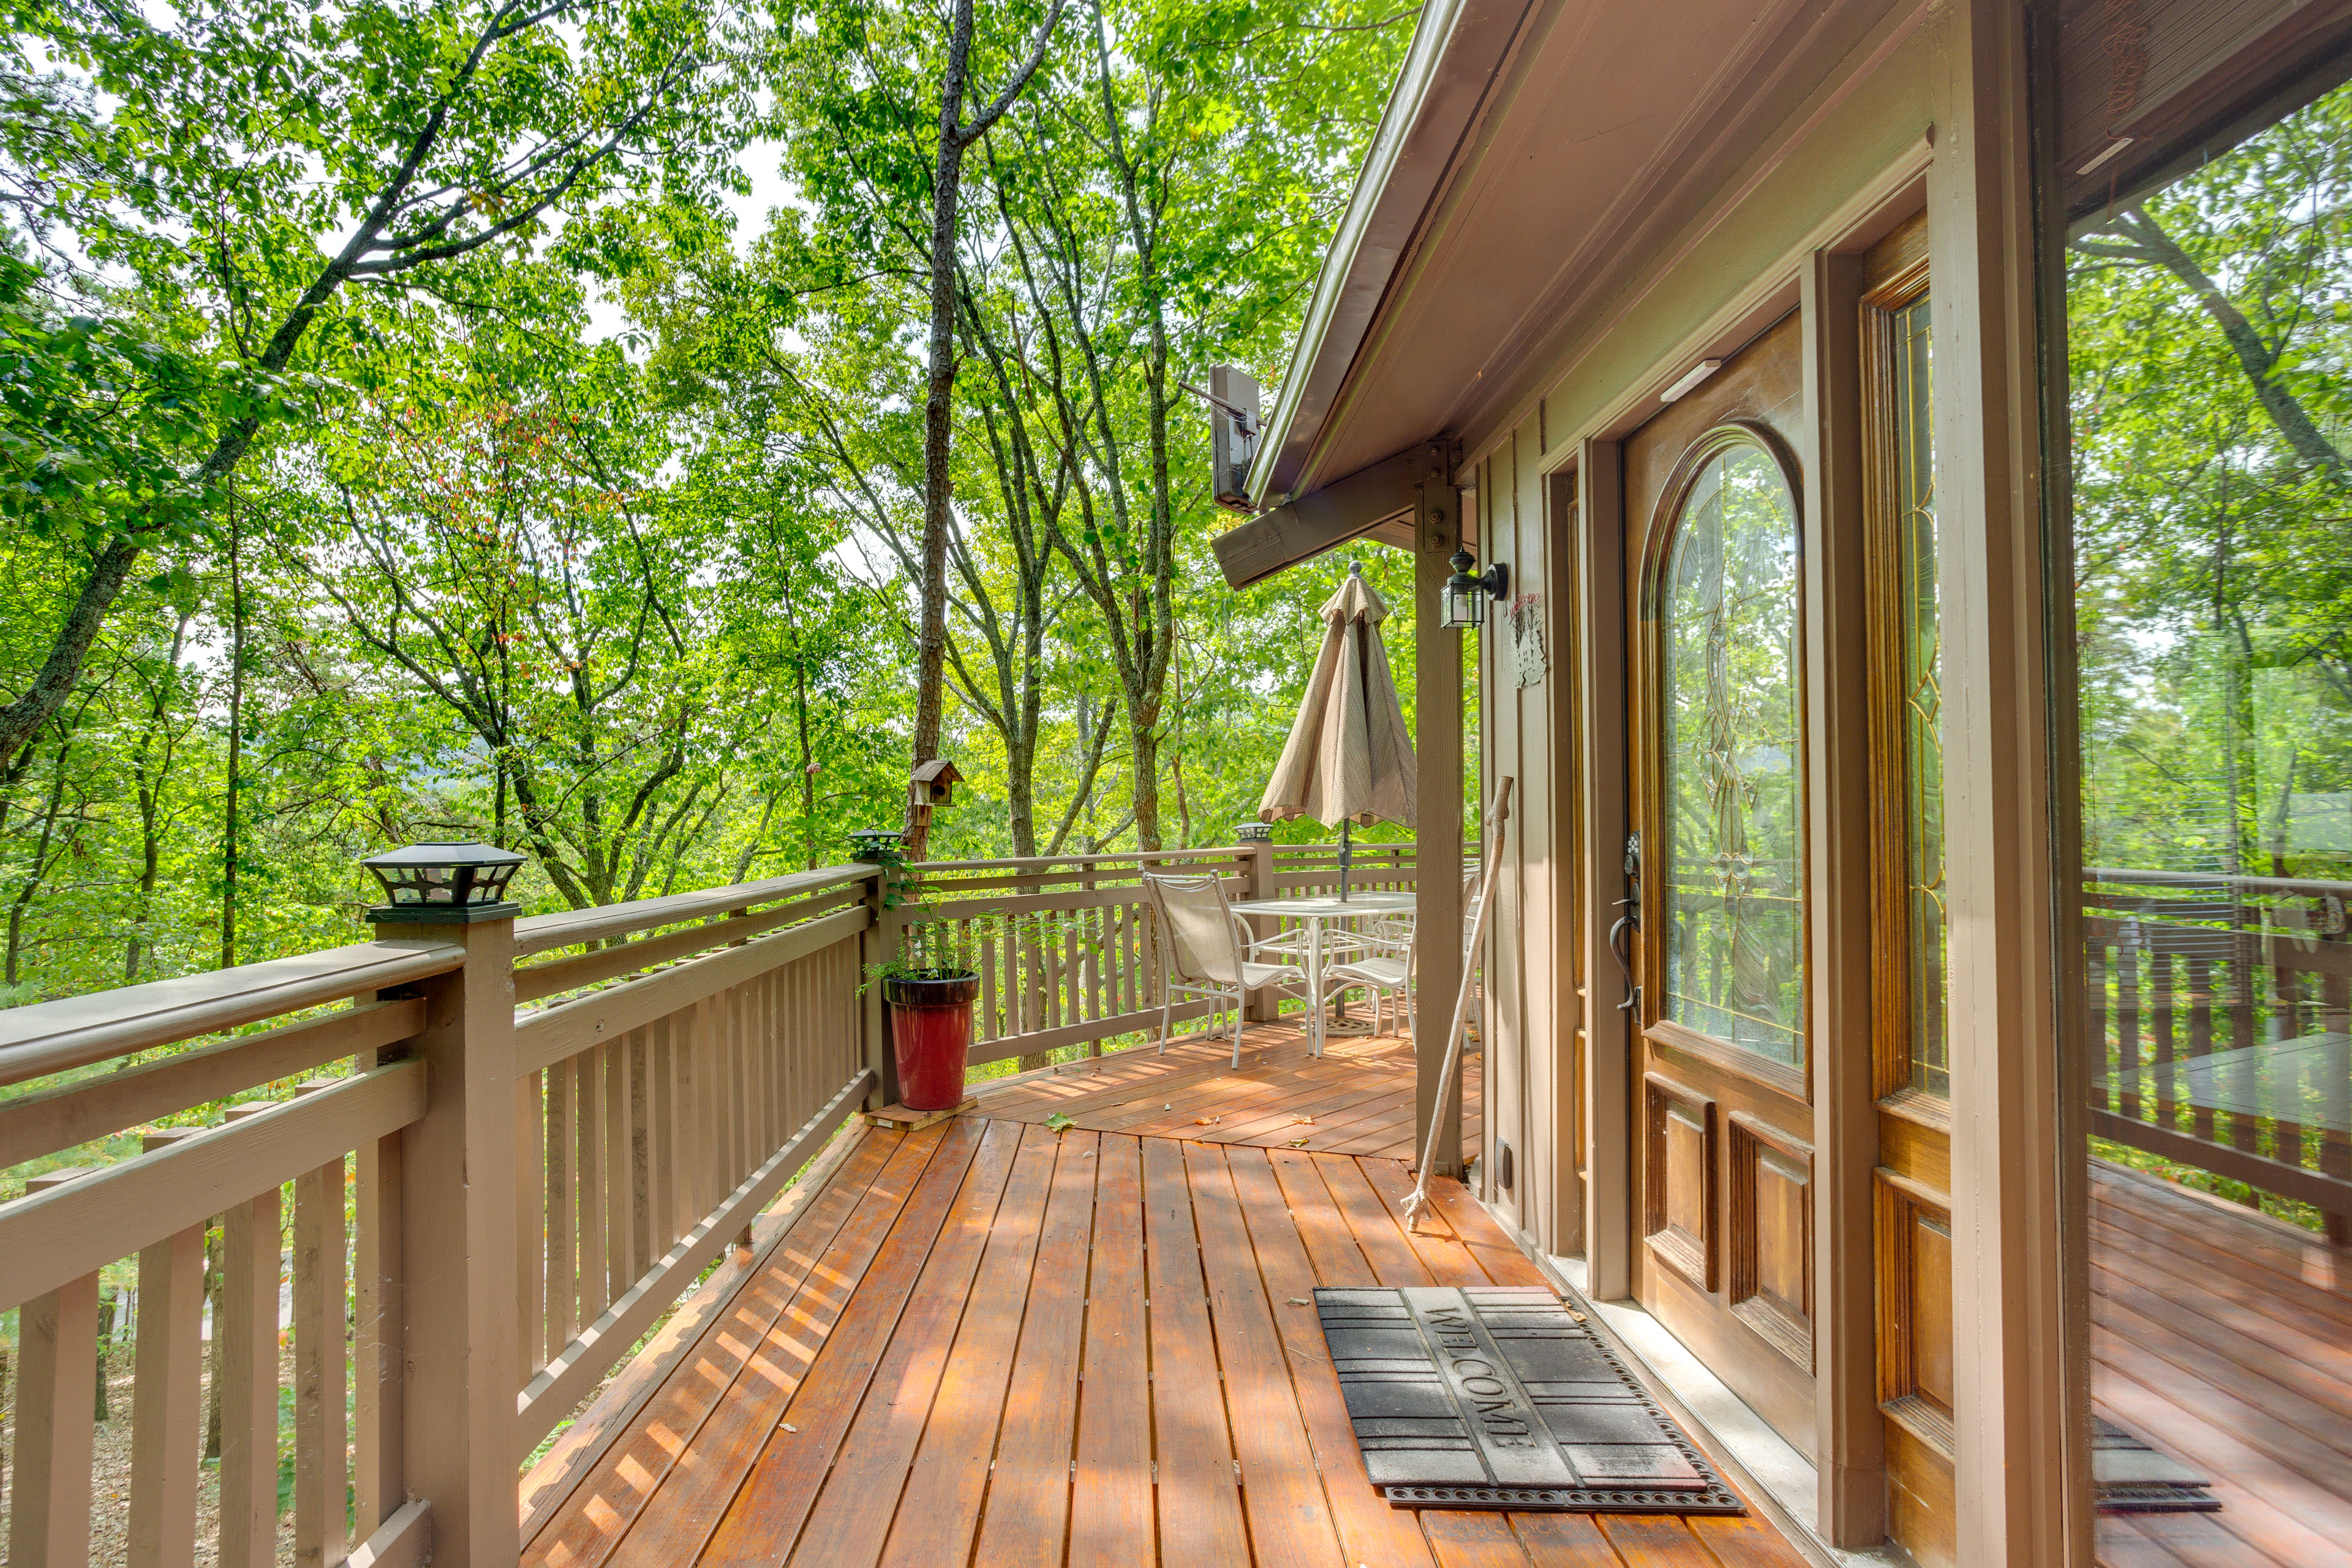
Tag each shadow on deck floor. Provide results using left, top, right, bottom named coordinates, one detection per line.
left=519, top=1036, right=1810, bottom=1568
left=969, top=1018, right=1483, bottom=1163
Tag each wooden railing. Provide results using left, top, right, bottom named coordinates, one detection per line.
left=900, top=841, right=1414, bottom=1066
left=0, top=863, right=881, bottom=1567
left=0, top=837, right=1442, bottom=1564
left=2084, top=867, right=2352, bottom=1240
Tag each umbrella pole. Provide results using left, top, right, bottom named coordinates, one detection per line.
left=1339, top=818, right=1352, bottom=902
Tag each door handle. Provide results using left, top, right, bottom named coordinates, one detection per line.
left=1608, top=898, right=1640, bottom=1015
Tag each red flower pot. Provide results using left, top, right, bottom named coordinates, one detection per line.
left=885, top=974, right=979, bottom=1111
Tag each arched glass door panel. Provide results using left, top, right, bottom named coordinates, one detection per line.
left=1659, top=435, right=1806, bottom=1067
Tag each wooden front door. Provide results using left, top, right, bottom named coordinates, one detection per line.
left=1621, top=309, right=1821, bottom=1457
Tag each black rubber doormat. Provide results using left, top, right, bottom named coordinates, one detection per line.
left=1315, top=1285, right=1743, bottom=1513
left=2093, top=1417, right=2222, bottom=1513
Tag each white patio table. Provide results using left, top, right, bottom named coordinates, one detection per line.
left=1226, top=890, right=1417, bottom=1057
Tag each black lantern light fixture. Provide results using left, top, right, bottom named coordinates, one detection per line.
left=1441, top=548, right=1509, bottom=630
left=360, top=840, right=525, bottom=923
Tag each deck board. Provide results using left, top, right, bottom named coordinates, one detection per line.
left=2092, top=1160, right=2352, bottom=1568
left=973, top=1019, right=1482, bottom=1161
left=1066, top=1130, right=1156, bottom=1567
left=968, top=1128, right=1095, bottom=1568
left=533, top=1037, right=1803, bottom=1568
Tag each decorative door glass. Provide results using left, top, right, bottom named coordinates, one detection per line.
left=1890, top=295, right=1947, bottom=1096
left=1660, top=439, right=1805, bottom=1065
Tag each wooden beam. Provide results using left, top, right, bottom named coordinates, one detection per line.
left=2086, top=1108, right=2352, bottom=1218
left=1931, top=4, right=2077, bottom=1562
left=514, top=906, right=869, bottom=1074
left=1412, top=447, right=1465, bottom=1179
left=345, top=1501, right=431, bottom=1568
left=0, top=997, right=425, bottom=1170
left=513, top=865, right=870, bottom=957
left=0, top=937, right=460, bottom=1089
left=391, top=913, right=522, bottom=1568
left=0, top=1063, right=425, bottom=1311
left=1575, top=436, right=1633, bottom=1301
left=1211, top=447, right=1429, bottom=589
left=1801, top=246, right=1887, bottom=1548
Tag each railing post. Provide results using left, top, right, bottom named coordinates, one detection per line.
left=367, top=856, right=522, bottom=1568
left=1238, top=835, right=1280, bottom=1022
left=860, top=866, right=900, bottom=1108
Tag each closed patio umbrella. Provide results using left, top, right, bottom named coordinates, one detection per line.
left=1259, top=561, right=1416, bottom=898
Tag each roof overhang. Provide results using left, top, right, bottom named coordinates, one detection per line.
left=1221, top=0, right=1922, bottom=585
left=1243, top=0, right=1540, bottom=508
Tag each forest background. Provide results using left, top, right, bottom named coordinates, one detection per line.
left=0, top=0, right=1428, bottom=1007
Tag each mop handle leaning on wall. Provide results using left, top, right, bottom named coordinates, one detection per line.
left=1403, top=774, right=1513, bottom=1229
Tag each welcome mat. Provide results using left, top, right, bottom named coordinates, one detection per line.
left=2094, top=1417, right=2222, bottom=1513
left=1316, top=1285, right=1743, bottom=1513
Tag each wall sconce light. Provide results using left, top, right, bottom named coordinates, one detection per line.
left=1442, top=549, right=1508, bottom=630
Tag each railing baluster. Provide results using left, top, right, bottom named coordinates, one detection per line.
left=2187, top=952, right=2217, bottom=1145
left=219, top=1184, right=282, bottom=1568
left=10, top=1168, right=100, bottom=1568
left=2230, top=933, right=2260, bottom=1159
left=128, top=1133, right=206, bottom=1568
left=518, top=1067, right=545, bottom=1374
left=605, top=1034, right=630, bottom=1301
left=629, top=1026, right=654, bottom=1281
left=352, top=1110, right=403, bottom=1542
left=581, top=1042, right=611, bottom=1327
left=545, top=1059, right=576, bottom=1361
left=2326, top=944, right=2351, bottom=1243
left=292, top=1123, right=349, bottom=1568
left=2151, top=946, right=2178, bottom=1133
left=2116, top=932, right=2141, bottom=1123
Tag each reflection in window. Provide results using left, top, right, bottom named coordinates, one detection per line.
left=1661, top=440, right=1805, bottom=1065
left=2067, top=77, right=2352, bottom=1566
left=1891, top=295, right=1947, bottom=1098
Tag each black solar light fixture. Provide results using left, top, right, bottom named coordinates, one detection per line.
left=847, top=827, right=907, bottom=864
left=1441, top=548, right=1508, bottom=630
left=360, top=840, right=525, bottom=923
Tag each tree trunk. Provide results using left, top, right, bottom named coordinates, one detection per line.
left=906, top=0, right=979, bottom=862
left=219, top=497, right=244, bottom=970
left=5, top=735, right=72, bottom=990
left=203, top=1224, right=224, bottom=1459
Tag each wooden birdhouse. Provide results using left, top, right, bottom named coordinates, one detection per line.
left=911, top=759, right=962, bottom=807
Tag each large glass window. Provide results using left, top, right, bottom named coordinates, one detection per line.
left=1660, top=438, right=1806, bottom=1065
left=2064, top=77, right=2352, bottom=1563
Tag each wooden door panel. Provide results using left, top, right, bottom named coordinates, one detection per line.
left=1622, top=306, right=1818, bottom=1460
left=1728, top=1113, right=1813, bottom=1372
left=1874, top=1171, right=1954, bottom=1450
left=1642, top=1073, right=1715, bottom=1292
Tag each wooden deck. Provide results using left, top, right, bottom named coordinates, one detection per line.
left=520, top=1038, right=1803, bottom=1568
left=970, top=1018, right=1483, bottom=1162
left=2092, top=1159, right=2352, bottom=1567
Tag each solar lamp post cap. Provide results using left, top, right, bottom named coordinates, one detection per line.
left=360, top=840, right=526, bottom=924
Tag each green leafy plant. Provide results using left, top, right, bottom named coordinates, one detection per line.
left=862, top=912, right=1006, bottom=989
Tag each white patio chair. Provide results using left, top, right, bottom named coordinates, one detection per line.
left=1144, top=871, right=1339, bottom=1067
left=1329, top=916, right=1415, bottom=1038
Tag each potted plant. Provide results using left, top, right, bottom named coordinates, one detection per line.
left=865, top=909, right=1001, bottom=1112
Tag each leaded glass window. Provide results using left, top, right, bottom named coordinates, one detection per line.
left=1890, top=295, right=1947, bottom=1098
left=1660, top=438, right=1806, bottom=1065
